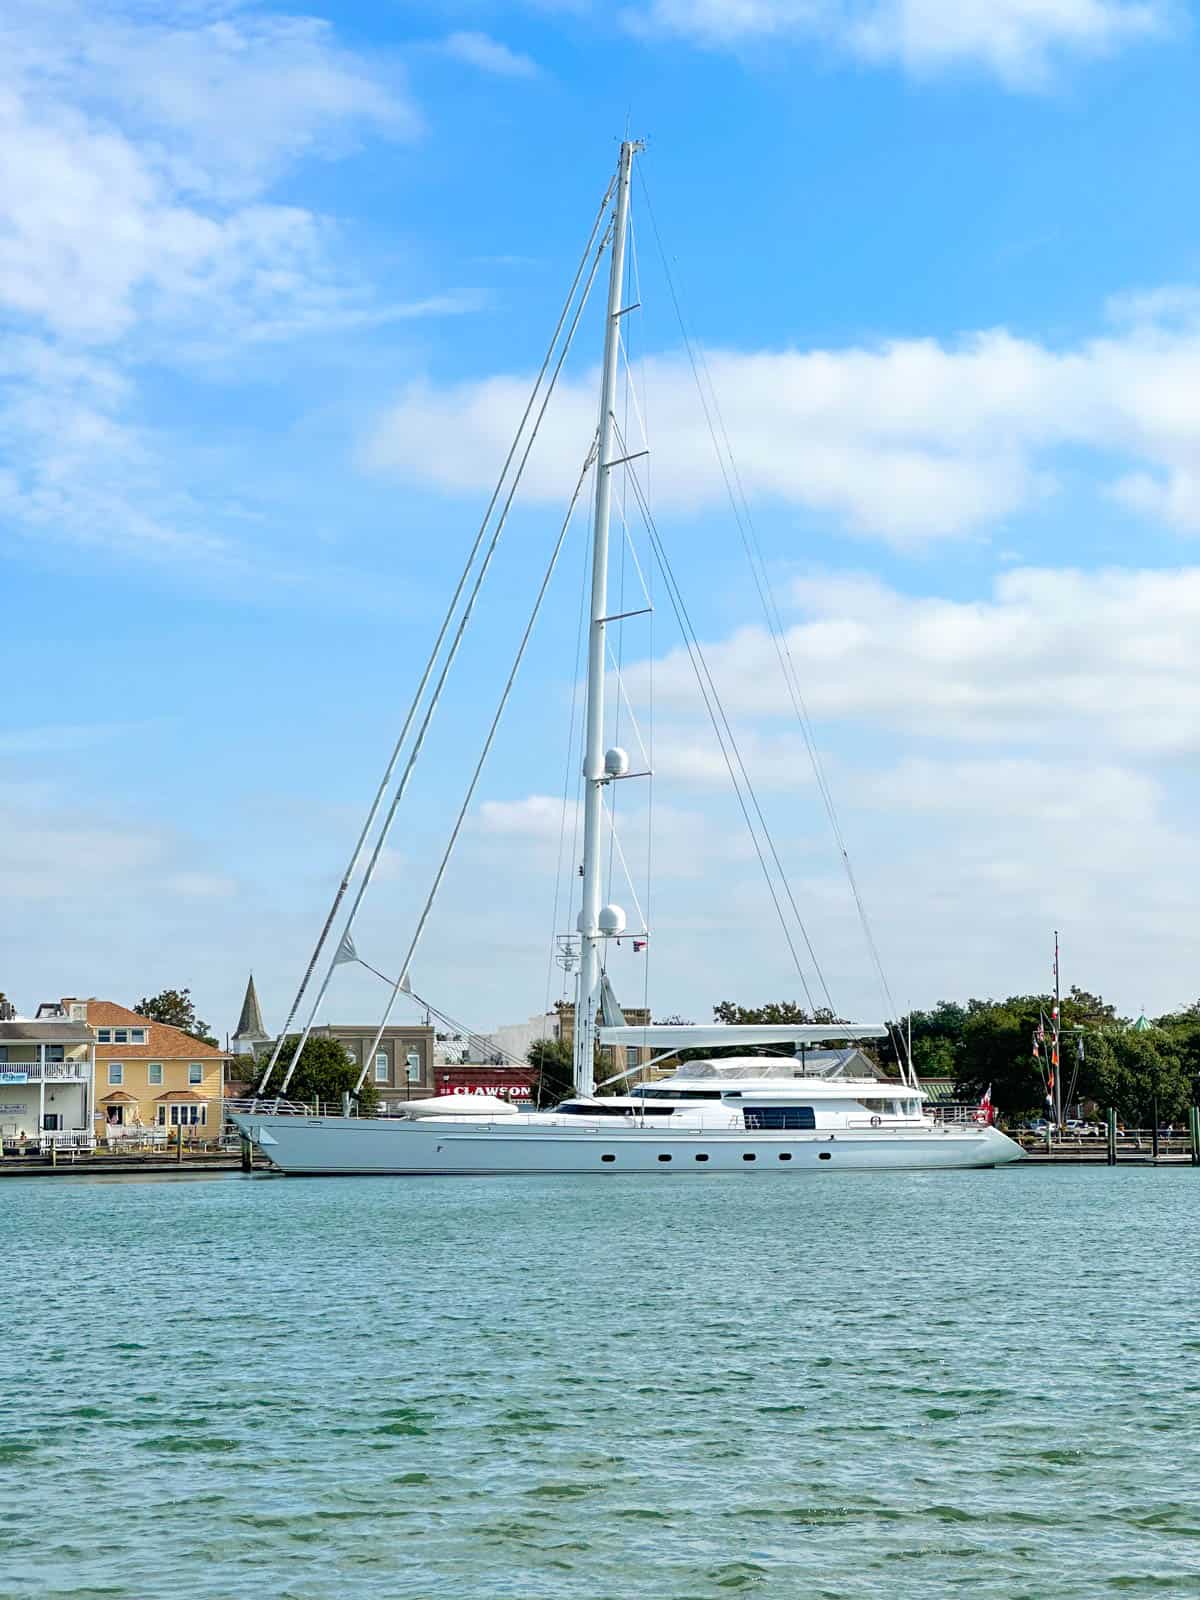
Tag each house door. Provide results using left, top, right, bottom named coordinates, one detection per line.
left=106, top=1106, right=125, bottom=1127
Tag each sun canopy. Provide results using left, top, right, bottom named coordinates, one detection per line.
left=597, top=1023, right=888, bottom=1050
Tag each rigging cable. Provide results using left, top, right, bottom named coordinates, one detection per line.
left=638, top=167, right=911, bottom=1080
left=354, top=438, right=602, bottom=1092
left=256, top=172, right=618, bottom=1096
left=613, top=419, right=822, bottom=1015
left=277, top=207, right=614, bottom=1095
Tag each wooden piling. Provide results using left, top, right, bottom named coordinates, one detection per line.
left=1107, top=1106, right=1117, bottom=1166
left=1190, top=1104, right=1200, bottom=1168
left=176, top=1124, right=184, bottom=1164
left=241, top=1137, right=253, bottom=1172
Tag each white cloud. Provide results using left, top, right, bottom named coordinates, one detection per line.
left=443, top=30, right=540, bottom=76
left=0, top=1, right=437, bottom=564
left=623, top=0, right=1166, bottom=85
left=627, top=564, right=1200, bottom=754
left=364, top=294, right=1200, bottom=543
left=654, top=728, right=816, bottom=789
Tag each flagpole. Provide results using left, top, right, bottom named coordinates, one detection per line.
left=1053, top=929, right=1062, bottom=1132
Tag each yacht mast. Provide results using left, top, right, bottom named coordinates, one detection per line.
left=575, top=138, right=638, bottom=1097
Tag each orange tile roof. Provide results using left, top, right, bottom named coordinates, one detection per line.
left=83, top=999, right=225, bottom=1060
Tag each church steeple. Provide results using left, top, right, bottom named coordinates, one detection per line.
left=232, top=973, right=269, bottom=1055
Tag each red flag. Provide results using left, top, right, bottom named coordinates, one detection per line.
left=633, top=939, right=646, bottom=953
left=977, top=1085, right=995, bottom=1125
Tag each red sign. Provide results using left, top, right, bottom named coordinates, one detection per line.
left=437, top=1070, right=535, bottom=1101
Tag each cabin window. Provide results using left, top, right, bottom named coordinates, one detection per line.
left=778, top=1152, right=793, bottom=1161
left=818, top=1151, right=832, bottom=1161
left=601, top=1153, right=616, bottom=1163
left=657, top=1153, right=672, bottom=1162
left=859, top=1099, right=887, bottom=1113
left=742, top=1153, right=756, bottom=1162
left=694, top=1153, right=709, bottom=1162
left=743, top=1107, right=816, bottom=1130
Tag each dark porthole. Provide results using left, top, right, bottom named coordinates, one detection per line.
left=742, top=1153, right=756, bottom=1162
left=818, top=1152, right=832, bottom=1161
left=657, top=1153, right=672, bottom=1163
left=601, top=1153, right=616, bottom=1163
left=778, top=1152, right=793, bottom=1162
left=694, top=1153, right=709, bottom=1162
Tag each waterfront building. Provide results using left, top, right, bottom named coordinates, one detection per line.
left=72, top=998, right=226, bottom=1141
left=243, top=1022, right=438, bottom=1111
left=0, top=1002, right=95, bottom=1151
left=309, top=1023, right=435, bottom=1110
left=484, top=1011, right=562, bottom=1064
left=230, top=974, right=270, bottom=1056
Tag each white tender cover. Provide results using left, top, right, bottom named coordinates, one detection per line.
left=400, top=1095, right=519, bottom=1119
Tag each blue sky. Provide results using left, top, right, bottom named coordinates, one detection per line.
left=4, top=0, right=1200, bottom=1041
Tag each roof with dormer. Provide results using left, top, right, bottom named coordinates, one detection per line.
left=84, top=999, right=224, bottom=1060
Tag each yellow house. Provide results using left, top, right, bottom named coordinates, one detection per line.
left=64, top=998, right=226, bottom=1143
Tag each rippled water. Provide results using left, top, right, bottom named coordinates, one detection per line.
left=3, top=1166, right=1199, bottom=1598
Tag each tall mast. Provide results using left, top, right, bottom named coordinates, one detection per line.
left=574, top=139, right=637, bottom=1097
left=1053, top=929, right=1062, bottom=1129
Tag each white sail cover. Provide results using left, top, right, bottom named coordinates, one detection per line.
left=597, top=1023, right=887, bottom=1049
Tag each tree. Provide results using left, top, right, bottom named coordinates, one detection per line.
left=136, top=987, right=218, bottom=1047
left=1089, top=1028, right=1191, bottom=1127
left=713, top=1000, right=841, bottom=1026
left=879, top=1002, right=969, bottom=1079
left=527, top=1037, right=575, bottom=1107
left=254, top=1034, right=380, bottom=1113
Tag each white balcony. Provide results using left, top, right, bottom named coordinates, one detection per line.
left=0, top=1060, right=91, bottom=1083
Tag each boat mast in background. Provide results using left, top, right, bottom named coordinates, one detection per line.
left=1053, top=929, right=1062, bottom=1129
left=574, top=138, right=640, bottom=1098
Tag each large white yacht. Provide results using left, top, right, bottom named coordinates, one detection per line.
left=233, top=1027, right=1021, bottom=1174
left=230, top=141, right=1022, bottom=1179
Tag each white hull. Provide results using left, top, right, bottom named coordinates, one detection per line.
left=232, top=1113, right=1022, bottom=1175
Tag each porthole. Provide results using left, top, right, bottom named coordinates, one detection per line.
left=657, top=1153, right=672, bottom=1163
left=778, top=1152, right=792, bottom=1162
left=818, top=1152, right=832, bottom=1161
left=742, top=1153, right=756, bottom=1162
left=601, top=1153, right=616, bottom=1163
left=694, top=1153, right=709, bottom=1162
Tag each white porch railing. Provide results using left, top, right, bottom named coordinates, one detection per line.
left=38, top=1130, right=96, bottom=1152
left=0, top=1061, right=91, bottom=1082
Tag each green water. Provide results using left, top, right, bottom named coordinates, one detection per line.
left=3, top=1166, right=1198, bottom=1598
